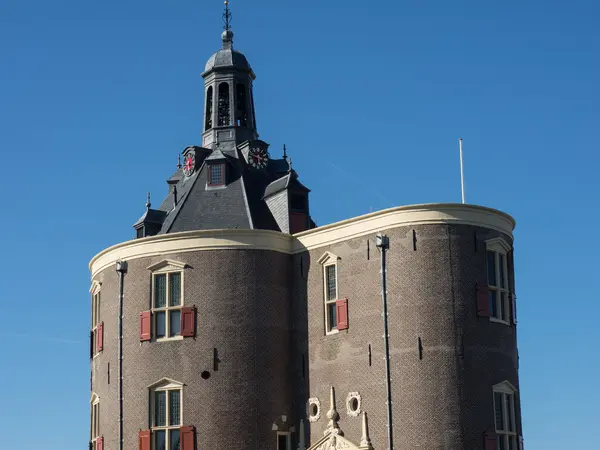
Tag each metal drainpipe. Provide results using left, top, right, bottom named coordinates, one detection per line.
left=116, top=261, right=128, bottom=450
left=376, top=233, right=394, bottom=450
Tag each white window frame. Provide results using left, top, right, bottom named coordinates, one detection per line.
left=318, top=252, right=341, bottom=335
left=486, top=238, right=511, bottom=324
left=90, top=281, right=102, bottom=357
left=148, top=260, right=187, bottom=342
left=493, top=381, right=518, bottom=449
left=277, top=431, right=292, bottom=450
left=149, top=378, right=184, bottom=450
left=90, top=393, right=100, bottom=449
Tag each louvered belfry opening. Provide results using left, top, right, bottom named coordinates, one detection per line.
left=217, top=82, right=230, bottom=126
left=235, top=83, right=248, bottom=127
left=205, top=86, right=213, bottom=130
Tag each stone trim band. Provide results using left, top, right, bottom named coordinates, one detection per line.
left=90, top=203, right=515, bottom=277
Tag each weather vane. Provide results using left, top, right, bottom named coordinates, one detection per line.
left=223, top=1, right=232, bottom=31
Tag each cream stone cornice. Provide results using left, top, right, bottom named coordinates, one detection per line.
left=292, top=203, right=515, bottom=253
left=90, top=228, right=292, bottom=277
left=90, top=203, right=515, bottom=277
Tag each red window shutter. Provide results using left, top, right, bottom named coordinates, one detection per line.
left=96, top=322, right=104, bottom=353
left=139, top=430, right=151, bottom=450
left=140, top=311, right=152, bottom=342
left=181, top=307, right=196, bottom=337
left=96, top=437, right=103, bottom=450
left=476, top=284, right=490, bottom=317
left=483, top=430, right=497, bottom=450
left=336, top=299, right=348, bottom=330
left=180, top=426, right=196, bottom=450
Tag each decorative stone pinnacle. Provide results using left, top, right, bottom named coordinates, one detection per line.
left=324, top=386, right=343, bottom=436
left=359, top=412, right=373, bottom=449
left=297, top=419, right=306, bottom=450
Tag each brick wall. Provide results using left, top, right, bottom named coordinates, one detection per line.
left=91, top=249, right=294, bottom=450
left=90, top=222, right=521, bottom=450
left=295, top=223, right=521, bottom=449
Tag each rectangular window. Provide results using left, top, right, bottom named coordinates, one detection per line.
left=487, top=250, right=509, bottom=322
left=208, top=163, right=225, bottom=186
left=324, top=264, right=338, bottom=332
left=152, top=271, right=183, bottom=339
left=290, top=194, right=307, bottom=211
left=152, top=388, right=182, bottom=450
left=277, top=433, right=290, bottom=450
left=91, top=291, right=101, bottom=356
left=90, top=399, right=100, bottom=448
left=494, top=390, right=518, bottom=450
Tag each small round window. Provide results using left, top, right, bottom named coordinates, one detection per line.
left=346, top=392, right=361, bottom=417
left=307, top=397, right=321, bottom=422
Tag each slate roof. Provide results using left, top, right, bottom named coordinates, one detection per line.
left=135, top=144, right=308, bottom=235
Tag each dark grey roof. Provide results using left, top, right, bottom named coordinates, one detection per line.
left=263, top=174, right=291, bottom=198
left=205, top=149, right=227, bottom=161
left=135, top=145, right=311, bottom=236
left=205, top=49, right=251, bottom=72
left=133, top=208, right=167, bottom=227
left=263, top=171, right=310, bottom=199
left=167, top=168, right=183, bottom=184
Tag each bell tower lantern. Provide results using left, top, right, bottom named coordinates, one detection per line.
left=201, top=1, right=258, bottom=153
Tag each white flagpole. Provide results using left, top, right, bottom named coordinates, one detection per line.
left=459, top=138, right=466, bottom=204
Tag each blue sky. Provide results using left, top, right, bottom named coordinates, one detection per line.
left=0, top=0, right=599, bottom=448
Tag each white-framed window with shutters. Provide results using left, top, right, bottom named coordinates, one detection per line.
left=486, top=238, right=512, bottom=324
left=90, top=393, right=101, bottom=449
left=150, top=379, right=183, bottom=450
left=318, top=252, right=342, bottom=335
left=90, top=281, right=103, bottom=357
left=148, top=260, right=186, bottom=341
left=493, top=381, right=518, bottom=450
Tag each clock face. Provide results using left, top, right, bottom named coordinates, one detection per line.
left=248, top=147, right=268, bottom=169
left=183, top=152, right=196, bottom=177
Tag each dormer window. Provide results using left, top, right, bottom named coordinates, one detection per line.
left=290, top=193, right=307, bottom=212
left=208, top=163, right=226, bottom=187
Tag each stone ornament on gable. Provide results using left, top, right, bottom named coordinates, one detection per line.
left=324, top=386, right=343, bottom=437
left=314, top=434, right=352, bottom=450
left=272, top=415, right=295, bottom=433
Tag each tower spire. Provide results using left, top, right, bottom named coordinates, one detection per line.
left=223, top=1, right=232, bottom=31
left=221, top=1, right=234, bottom=49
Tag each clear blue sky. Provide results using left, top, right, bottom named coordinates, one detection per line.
left=1, top=0, right=598, bottom=448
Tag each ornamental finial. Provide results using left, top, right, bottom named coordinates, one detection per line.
left=223, top=1, right=232, bottom=31
left=177, top=153, right=182, bottom=169
left=359, top=412, right=373, bottom=449
left=146, top=192, right=151, bottom=210
left=283, top=144, right=288, bottom=161
left=324, top=386, right=342, bottom=436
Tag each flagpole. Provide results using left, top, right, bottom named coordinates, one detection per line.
left=459, top=138, right=466, bottom=204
